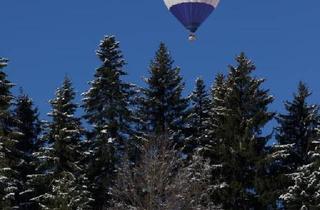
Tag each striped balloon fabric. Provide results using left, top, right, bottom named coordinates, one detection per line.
left=164, top=0, right=220, bottom=33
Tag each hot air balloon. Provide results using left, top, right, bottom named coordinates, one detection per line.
left=163, top=0, right=220, bottom=41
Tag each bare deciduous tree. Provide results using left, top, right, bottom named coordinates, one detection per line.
left=111, top=137, right=222, bottom=210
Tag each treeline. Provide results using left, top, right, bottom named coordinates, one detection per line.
left=0, top=35, right=319, bottom=210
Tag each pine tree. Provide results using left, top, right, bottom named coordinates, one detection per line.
left=14, top=91, right=41, bottom=155
left=13, top=91, right=41, bottom=209
left=212, top=53, right=274, bottom=209
left=137, top=43, right=188, bottom=144
left=82, top=35, right=133, bottom=145
left=0, top=58, right=20, bottom=209
left=47, top=77, right=84, bottom=173
left=29, top=77, right=92, bottom=209
left=200, top=73, right=226, bottom=161
left=82, top=35, right=134, bottom=209
left=280, top=137, right=320, bottom=209
left=275, top=82, right=319, bottom=165
left=195, top=73, right=228, bottom=206
left=271, top=82, right=320, bottom=209
left=184, top=77, right=210, bottom=154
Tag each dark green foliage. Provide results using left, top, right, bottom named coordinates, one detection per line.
left=13, top=92, right=41, bottom=209
left=200, top=73, right=226, bottom=161
left=184, top=77, right=210, bottom=154
left=3, top=38, right=320, bottom=210
left=196, top=74, right=228, bottom=206
left=210, top=53, right=274, bottom=209
left=0, top=58, right=20, bottom=209
left=14, top=92, right=41, bottom=155
left=280, top=157, right=320, bottom=209
left=0, top=58, right=13, bottom=112
left=47, top=77, right=83, bottom=173
left=82, top=35, right=134, bottom=209
left=82, top=35, right=133, bottom=144
left=280, top=136, right=320, bottom=209
left=28, top=77, right=92, bottom=209
left=137, top=43, right=188, bottom=144
left=276, top=82, right=319, bottom=164
left=270, top=82, right=320, bottom=209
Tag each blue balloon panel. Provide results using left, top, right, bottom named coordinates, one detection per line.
left=169, top=2, right=215, bottom=33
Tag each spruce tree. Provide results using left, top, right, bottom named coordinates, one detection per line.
left=200, top=73, right=226, bottom=161
left=13, top=92, right=41, bottom=209
left=195, top=73, right=228, bottom=206
left=82, top=35, right=134, bottom=209
left=213, top=53, right=274, bottom=209
left=29, top=77, right=91, bottom=209
left=14, top=92, right=41, bottom=156
left=184, top=77, right=210, bottom=154
left=138, top=43, right=188, bottom=144
left=82, top=35, right=133, bottom=145
left=270, top=82, right=320, bottom=209
left=280, top=137, right=320, bottom=209
left=0, top=58, right=20, bottom=209
left=275, top=82, right=319, bottom=165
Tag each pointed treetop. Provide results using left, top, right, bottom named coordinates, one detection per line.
left=190, top=77, right=208, bottom=103
left=210, top=73, right=226, bottom=103
left=49, top=76, right=77, bottom=117
left=185, top=76, right=210, bottom=150
left=276, top=81, right=319, bottom=151
left=96, top=35, right=125, bottom=69
left=53, top=76, right=74, bottom=100
left=140, top=42, right=187, bottom=141
left=195, top=76, right=205, bottom=87
left=16, top=88, right=35, bottom=106
left=157, top=42, right=170, bottom=57
left=0, top=58, right=8, bottom=69
left=283, top=81, right=314, bottom=114
left=62, top=75, right=73, bottom=89
left=295, top=81, right=311, bottom=101
left=229, top=52, right=256, bottom=76
left=151, top=42, right=174, bottom=72
left=211, top=73, right=225, bottom=90
left=15, top=88, right=39, bottom=116
left=215, top=72, right=225, bottom=81
left=0, top=57, right=14, bottom=111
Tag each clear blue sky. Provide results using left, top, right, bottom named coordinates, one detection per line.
left=1, top=0, right=320, bottom=123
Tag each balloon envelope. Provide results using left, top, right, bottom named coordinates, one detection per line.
left=164, top=0, right=220, bottom=33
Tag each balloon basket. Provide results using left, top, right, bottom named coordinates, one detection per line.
left=188, top=33, right=196, bottom=42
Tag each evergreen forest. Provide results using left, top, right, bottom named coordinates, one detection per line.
left=1, top=35, right=319, bottom=210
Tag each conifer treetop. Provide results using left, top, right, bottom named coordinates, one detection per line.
left=49, top=76, right=77, bottom=118
left=96, top=35, right=126, bottom=73
left=0, top=58, right=8, bottom=69
left=140, top=42, right=188, bottom=140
